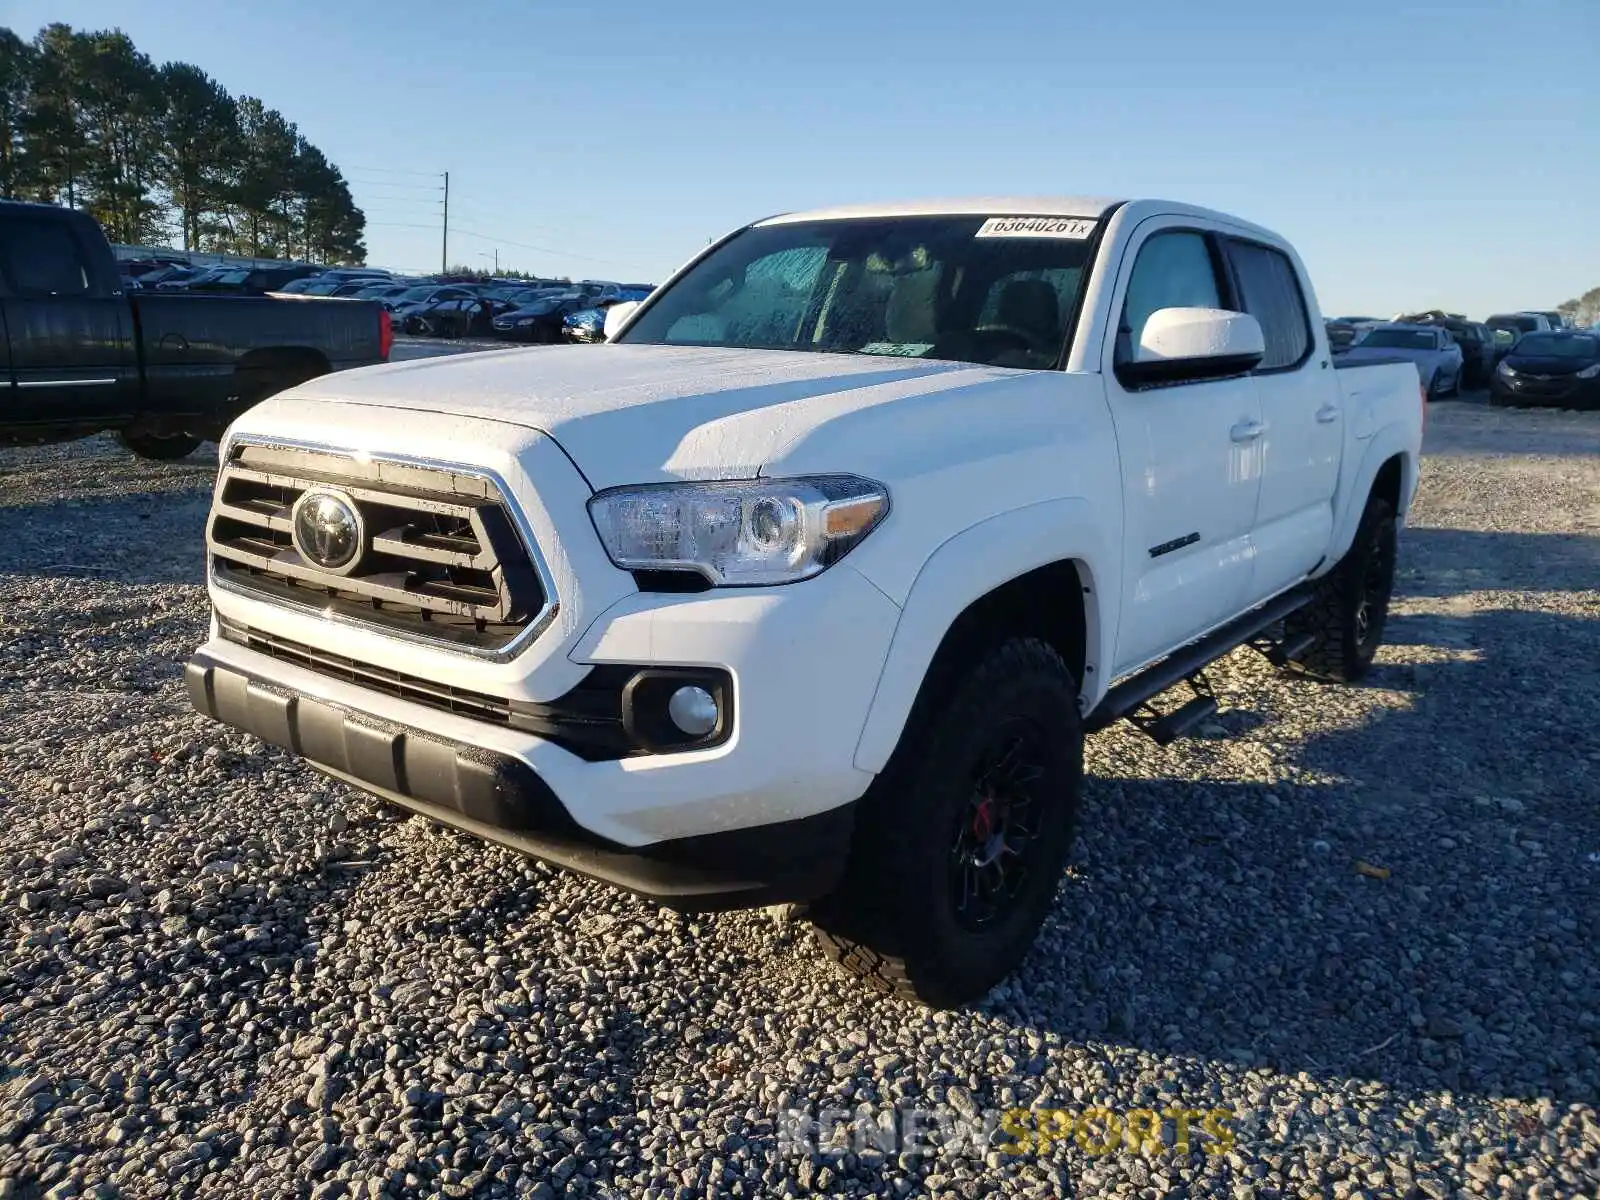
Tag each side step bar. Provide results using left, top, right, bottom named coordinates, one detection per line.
left=1135, top=690, right=1218, bottom=746
left=1085, top=586, right=1313, bottom=735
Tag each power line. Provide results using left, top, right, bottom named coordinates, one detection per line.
left=444, top=202, right=565, bottom=237
left=450, top=223, right=640, bottom=271
left=343, top=164, right=445, bottom=178
left=349, top=185, right=445, bottom=199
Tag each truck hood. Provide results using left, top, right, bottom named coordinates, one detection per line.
left=271, top=343, right=1015, bottom=490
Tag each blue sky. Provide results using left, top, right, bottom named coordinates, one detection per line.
left=15, top=0, right=1598, bottom=317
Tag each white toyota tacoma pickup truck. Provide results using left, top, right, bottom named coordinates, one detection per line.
left=188, top=197, right=1423, bottom=1006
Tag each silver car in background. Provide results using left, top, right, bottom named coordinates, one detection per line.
left=1340, top=322, right=1464, bottom=399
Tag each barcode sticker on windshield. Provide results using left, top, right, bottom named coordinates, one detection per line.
left=975, top=217, right=1097, bottom=240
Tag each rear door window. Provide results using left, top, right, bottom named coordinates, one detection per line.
left=0, top=217, right=94, bottom=297
left=1225, top=239, right=1312, bottom=371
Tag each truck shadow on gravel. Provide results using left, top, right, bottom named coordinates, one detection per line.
left=1010, top=600, right=1598, bottom=1108
left=1395, top=526, right=1600, bottom=599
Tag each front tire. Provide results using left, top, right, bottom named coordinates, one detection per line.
left=116, top=430, right=203, bottom=461
left=1284, top=494, right=1397, bottom=683
left=809, top=637, right=1084, bottom=1007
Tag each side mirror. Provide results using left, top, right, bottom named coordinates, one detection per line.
left=603, top=300, right=640, bottom=341
left=1119, top=307, right=1265, bottom=387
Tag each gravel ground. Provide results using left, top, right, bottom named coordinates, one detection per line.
left=1, top=392, right=1597, bottom=1199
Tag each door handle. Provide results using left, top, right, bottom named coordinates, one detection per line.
left=1230, top=418, right=1266, bottom=443
left=1315, top=403, right=1341, bottom=423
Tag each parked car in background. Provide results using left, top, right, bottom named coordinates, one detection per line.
left=1394, top=311, right=1495, bottom=388
left=136, top=264, right=204, bottom=289
left=406, top=295, right=517, bottom=337
left=1486, top=312, right=1551, bottom=359
left=1342, top=322, right=1463, bottom=399
left=562, top=286, right=656, bottom=343
left=1324, top=320, right=1361, bottom=353
left=1525, top=310, right=1567, bottom=331
left=389, top=285, right=479, bottom=329
left=352, top=282, right=416, bottom=306
left=295, top=268, right=393, bottom=296
left=188, top=264, right=323, bottom=295
left=1453, top=321, right=1496, bottom=388
left=490, top=290, right=589, bottom=341
left=1490, top=330, right=1600, bottom=409
left=157, top=266, right=230, bottom=291
left=184, top=267, right=255, bottom=294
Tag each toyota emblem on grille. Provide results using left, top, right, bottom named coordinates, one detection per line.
left=291, top=490, right=365, bottom=574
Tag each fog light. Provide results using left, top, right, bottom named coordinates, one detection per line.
left=667, top=685, right=718, bottom=736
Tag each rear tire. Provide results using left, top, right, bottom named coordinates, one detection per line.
left=1284, top=494, right=1397, bottom=683
left=116, top=430, right=203, bottom=461
left=809, top=637, right=1083, bottom=1007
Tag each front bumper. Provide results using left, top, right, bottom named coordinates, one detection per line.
left=1490, top=375, right=1600, bottom=408
left=191, top=405, right=903, bottom=907
left=186, top=649, right=856, bottom=909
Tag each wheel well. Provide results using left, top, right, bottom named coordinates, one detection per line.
left=921, top=561, right=1089, bottom=700
left=1372, top=453, right=1404, bottom=515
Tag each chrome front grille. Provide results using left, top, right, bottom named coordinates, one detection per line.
left=208, top=439, right=555, bottom=656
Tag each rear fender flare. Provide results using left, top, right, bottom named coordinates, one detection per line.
left=1324, top=426, right=1416, bottom=570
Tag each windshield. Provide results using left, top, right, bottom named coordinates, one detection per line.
left=1358, top=329, right=1437, bottom=350
left=396, top=286, right=439, bottom=302
left=1512, top=333, right=1598, bottom=358
left=617, top=215, right=1096, bottom=369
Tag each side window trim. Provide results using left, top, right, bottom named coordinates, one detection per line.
left=1220, top=235, right=1315, bottom=375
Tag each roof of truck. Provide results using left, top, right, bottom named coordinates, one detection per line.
left=760, top=197, right=1125, bottom=224
left=755, top=196, right=1288, bottom=246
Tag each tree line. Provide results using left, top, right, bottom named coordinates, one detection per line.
left=0, top=23, right=367, bottom=264
left=1557, top=289, right=1600, bottom=329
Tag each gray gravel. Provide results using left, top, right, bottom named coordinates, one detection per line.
left=2, top=394, right=1598, bottom=1199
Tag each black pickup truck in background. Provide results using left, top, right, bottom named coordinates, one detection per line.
left=0, top=200, right=390, bottom=460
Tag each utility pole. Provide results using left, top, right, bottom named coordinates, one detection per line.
left=441, top=171, right=450, bottom=273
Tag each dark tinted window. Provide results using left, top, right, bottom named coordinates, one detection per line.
left=0, top=217, right=93, bottom=296
left=1120, top=230, right=1221, bottom=354
left=1359, top=329, right=1438, bottom=350
left=1228, top=240, right=1311, bottom=370
left=1512, top=333, right=1598, bottom=359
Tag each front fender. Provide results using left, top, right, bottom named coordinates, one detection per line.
left=852, top=498, right=1114, bottom=774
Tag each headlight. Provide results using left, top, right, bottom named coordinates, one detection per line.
left=588, top=475, right=889, bottom=586
left=516, top=317, right=536, bottom=326
left=1497, top=361, right=1515, bottom=377
left=1577, top=363, right=1600, bottom=379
